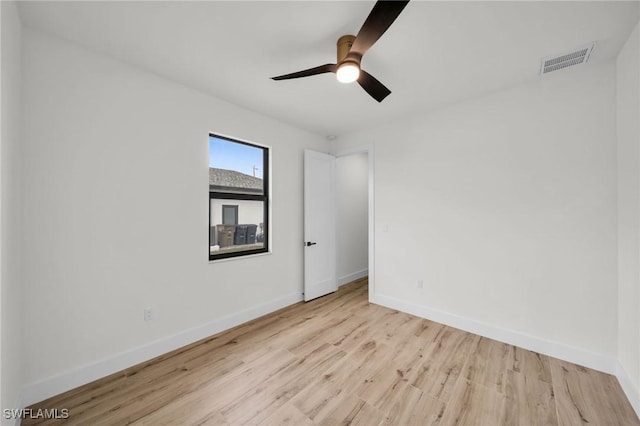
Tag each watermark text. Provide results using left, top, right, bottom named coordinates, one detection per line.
left=3, top=408, right=69, bottom=420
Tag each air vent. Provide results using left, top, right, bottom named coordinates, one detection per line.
left=540, top=43, right=595, bottom=75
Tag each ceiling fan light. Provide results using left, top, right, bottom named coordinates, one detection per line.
left=336, top=63, right=360, bottom=83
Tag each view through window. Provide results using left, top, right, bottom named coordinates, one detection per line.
left=209, top=134, right=269, bottom=260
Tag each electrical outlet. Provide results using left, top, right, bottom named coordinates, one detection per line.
left=144, top=307, right=153, bottom=321
left=417, top=280, right=423, bottom=289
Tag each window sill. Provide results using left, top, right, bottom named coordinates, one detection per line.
left=209, top=250, right=272, bottom=264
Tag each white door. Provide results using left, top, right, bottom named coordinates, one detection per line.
left=304, top=150, right=337, bottom=301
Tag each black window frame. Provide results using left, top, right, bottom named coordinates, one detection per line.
left=209, top=133, right=269, bottom=261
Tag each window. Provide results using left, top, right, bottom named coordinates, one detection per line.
left=222, top=205, right=238, bottom=225
left=209, top=134, right=269, bottom=260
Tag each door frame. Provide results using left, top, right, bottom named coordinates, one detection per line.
left=334, top=144, right=375, bottom=302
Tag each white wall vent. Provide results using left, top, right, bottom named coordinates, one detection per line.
left=540, top=43, right=595, bottom=75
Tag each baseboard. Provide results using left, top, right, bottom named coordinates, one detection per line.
left=616, top=361, right=640, bottom=419
left=20, top=292, right=304, bottom=407
left=338, top=269, right=368, bottom=287
left=370, top=293, right=618, bottom=375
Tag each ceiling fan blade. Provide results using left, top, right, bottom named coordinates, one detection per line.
left=271, top=64, right=337, bottom=80
left=357, top=70, right=391, bottom=102
left=348, top=0, right=410, bottom=61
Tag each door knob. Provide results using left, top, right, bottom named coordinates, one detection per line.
left=305, top=241, right=317, bottom=247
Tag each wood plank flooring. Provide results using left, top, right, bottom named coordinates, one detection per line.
left=25, top=278, right=639, bottom=425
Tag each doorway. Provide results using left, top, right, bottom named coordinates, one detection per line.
left=335, top=146, right=373, bottom=298
left=303, top=146, right=374, bottom=302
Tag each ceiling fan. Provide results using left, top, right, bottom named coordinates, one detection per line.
left=271, top=0, right=410, bottom=103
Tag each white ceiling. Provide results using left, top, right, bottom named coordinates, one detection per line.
left=17, top=1, right=640, bottom=137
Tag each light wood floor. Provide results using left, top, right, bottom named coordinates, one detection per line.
left=26, top=278, right=639, bottom=425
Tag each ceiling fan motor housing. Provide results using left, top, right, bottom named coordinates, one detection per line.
left=337, top=35, right=357, bottom=64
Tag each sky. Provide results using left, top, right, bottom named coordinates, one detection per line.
left=209, top=135, right=264, bottom=179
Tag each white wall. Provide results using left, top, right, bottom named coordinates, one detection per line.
left=1, top=1, right=23, bottom=421
left=617, top=20, right=640, bottom=415
left=20, top=29, right=327, bottom=403
left=336, top=153, right=368, bottom=284
left=335, top=62, right=618, bottom=369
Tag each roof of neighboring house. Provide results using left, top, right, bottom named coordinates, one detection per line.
left=209, top=168, right=263, bottom=193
